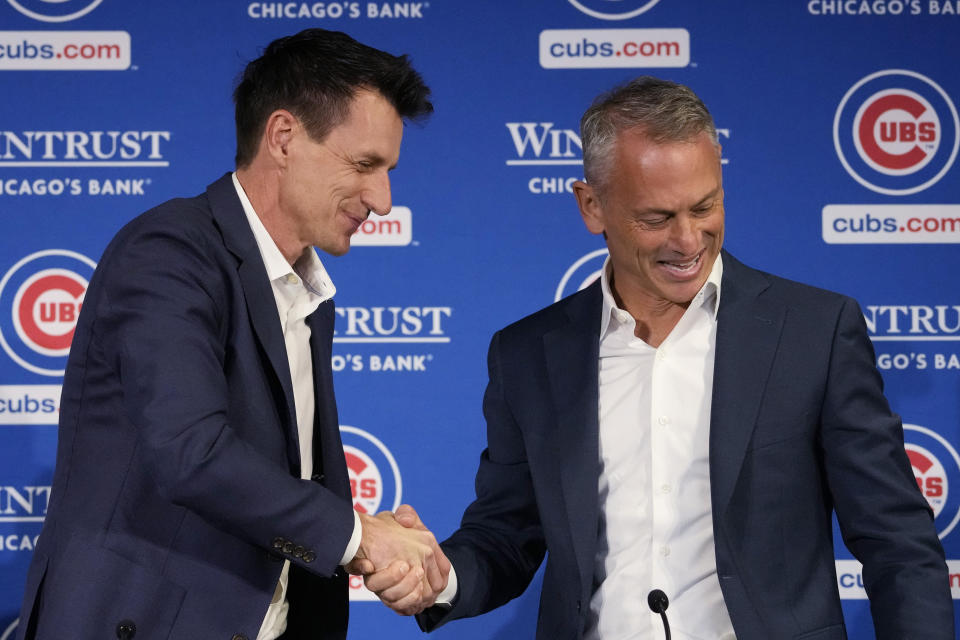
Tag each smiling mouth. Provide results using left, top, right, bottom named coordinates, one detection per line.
left=659, top=251, right=703, bottom=277
left=345, top=212, right=367, bottom=232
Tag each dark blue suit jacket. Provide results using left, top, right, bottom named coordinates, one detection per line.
left=422, top=251, right=952, bottom=639
left=18, top=174, right=355, bottom=640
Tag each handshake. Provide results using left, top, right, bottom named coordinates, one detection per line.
left=345, top=505, right=451, bottom=616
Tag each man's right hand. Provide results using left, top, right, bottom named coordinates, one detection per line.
left=348, top=505, right=451, bottom=615
left=344, top=508, right=450, bottom=614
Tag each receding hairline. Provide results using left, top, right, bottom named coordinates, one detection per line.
left=613, top=123, right=719, bottom=148
left=580, top=77, right=718, bottom=191
left=587, top=126, right=722, bottom=204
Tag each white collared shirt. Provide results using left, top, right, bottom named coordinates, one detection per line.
left=231, top=174, right=359, bottom=640
left=585, top=254, right=736, bottom=640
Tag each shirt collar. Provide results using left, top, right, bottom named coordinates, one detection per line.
left=232, top=172, right=336, bottom=301
left=599, top=252, right=723, bottom=338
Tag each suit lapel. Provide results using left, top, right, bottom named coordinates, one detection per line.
left=206, top=174, right=299, bottom=466
left=543, top=281, right=602, bottom=598
left=709, top=252, right=785, bottom=515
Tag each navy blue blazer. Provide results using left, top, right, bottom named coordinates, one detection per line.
left=422, top=251, right=952, bottom=639
left=18, top=174, right=355, bottom=640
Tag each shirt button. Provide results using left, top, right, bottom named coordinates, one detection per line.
left=658, top=415, right=670, bottom=426
left=660, top=546, right=671, bottom=557
left=285, top=273, right=299, bottom=285
left=656, top=349, right=667, bottom=360
left=660, top=484, right=672, bottom=494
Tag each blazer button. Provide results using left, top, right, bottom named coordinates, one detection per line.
left=311, top=473, right=325, bottom=484
left=302, top=550, right=316, bottom=563
left=232, top=635, right=248, bottom=640
left=282, top=541, right=295, bottom=554
left=272, top=537, right=284, bottom=550
left=293, top=545, right=305, bottom=558
left=116, top=620, right=137, bottom=639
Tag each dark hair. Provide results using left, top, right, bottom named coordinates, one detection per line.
left=233, top=28, right=433, bottom=167
left=581, top=76, right=716, bottom=193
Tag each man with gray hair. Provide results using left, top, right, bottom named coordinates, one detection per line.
left=364, top=76, right=953, bottom=639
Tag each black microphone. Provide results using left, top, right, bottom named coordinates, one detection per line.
left=647, top=589, right=671, bottom=640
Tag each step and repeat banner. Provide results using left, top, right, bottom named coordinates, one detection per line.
left=1, top=1, right=958, bottom=638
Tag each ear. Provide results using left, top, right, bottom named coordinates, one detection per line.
left=572, top=180, right=605, bottom=236
left=262, top=109, right=299, bottom=168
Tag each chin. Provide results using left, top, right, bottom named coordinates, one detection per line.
left=663, top=284, right=703, bottom=305
left=314, top=237, right=351, bottom=257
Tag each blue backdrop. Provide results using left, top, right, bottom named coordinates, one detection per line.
left=1, top=1, right=958, bottom=638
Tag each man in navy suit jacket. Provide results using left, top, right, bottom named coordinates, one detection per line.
left=365, top=78, right=954, bottom=638
left=17, top=29, right=448, bottom=640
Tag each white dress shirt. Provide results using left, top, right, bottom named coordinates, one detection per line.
left=585, top=254, right=736, bottom=640
left=231, top=174, right=360, bottom=640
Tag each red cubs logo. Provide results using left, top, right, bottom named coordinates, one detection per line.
left=903, top=423, right=960, bottom=540
left=344, top=446, right=385, bottom=515
left=339, top=425, right=402, bottom=516
left=12, top=269, right=87, bottom=357
left=834, top=70, right=959, bottom=196
left=853, top=89, right=940, bottom=176
left=906, top=444, right=947, bottom=518
left=0, top=249, right=96, bottom=376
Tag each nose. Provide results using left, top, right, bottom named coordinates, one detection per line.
left=362, top=170, right=392, bottom=217
left=669, top=214, right=699, bottom=254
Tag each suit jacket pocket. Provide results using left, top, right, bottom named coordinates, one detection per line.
left=34, top=532, right=185, bottom=640
left=794, top=623, right=847, bottom=640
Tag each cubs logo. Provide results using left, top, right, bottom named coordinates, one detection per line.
left=566, top=0, right=662, bottom=20
left=344, top=446, right=386, bottom=515
left=555, top=248, right=608, bottom=302
left=854, top=89, right=940, bottom=176
left=5, top=0, right=103, bottom=22
left=340, top=424, right=403, bottom=601
left=0, top=250, right=96, bottom=377
left=834, top=70, right=959, bottom=196
left=904, top=423, right=960, bottom=540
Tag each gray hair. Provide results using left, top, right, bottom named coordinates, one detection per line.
left=580, top=76, right=717, bottom=192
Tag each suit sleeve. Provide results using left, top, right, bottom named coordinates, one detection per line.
left=820, top=297, right=953, bottom=639
left=94, top=220, right=354, bottom=577
left=418, top=330, right=547, bottom=631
